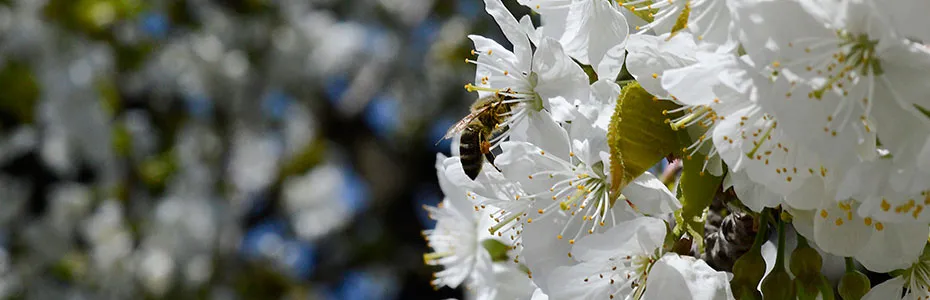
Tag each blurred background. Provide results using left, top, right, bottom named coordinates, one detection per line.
left=0, top=0, right=533, bottom=298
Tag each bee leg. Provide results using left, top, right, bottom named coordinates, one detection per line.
left=480, top=141, right=502, bottom=173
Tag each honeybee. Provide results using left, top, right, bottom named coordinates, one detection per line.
left=443, top=93, right=517, bottom=180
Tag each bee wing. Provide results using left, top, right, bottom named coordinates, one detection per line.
left=441, top=106, right=491, bottom=141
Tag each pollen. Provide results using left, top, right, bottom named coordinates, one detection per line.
left=652, top=73, right=658, bottom=79
left=835, top=218, right=843, bottom=226
left=538, top=209, right=544, bottom=214
left=863, top=217, right=872, bottom=226
left=820, top=209, right=828, bottom=218
left=569, top=239, right=575, bottom=244
left=875, top=222, right=884, bottom=231
left=881, top=199, right=891, bottom=211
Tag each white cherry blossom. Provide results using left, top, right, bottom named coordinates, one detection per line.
left=862, top=250, right=930, bottom=300
left=546, top=216, right=734, bottom=300
left=468, top=0, right=589, bottom=126
left=423, top=154, right=502, bottom=290
left=732, top=0, right=930, bottom=169
left=518, top=0, right=630, bottom=80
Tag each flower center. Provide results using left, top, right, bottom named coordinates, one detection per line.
left=775, top=32, right=883, bottom=138
left=465, top=49, right=545, bottom=112
left=526, top=151, right=620, bottom=244
left=808, top=33, right=882, bottom=100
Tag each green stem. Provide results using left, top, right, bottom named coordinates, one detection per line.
left=752, top=211, right=771, bottom=249
left=845, top=257, right=856, bottom=273
left=775, top=216, right=786, bottom=267
left=817, top=275, right=836, bottom=300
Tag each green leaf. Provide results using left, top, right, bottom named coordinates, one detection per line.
left=672, top=127, right=724, bottom=250
left=607, top=82, right=680, bottom=199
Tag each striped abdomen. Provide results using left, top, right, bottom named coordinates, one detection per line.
left=459, top=123, right=485, bottom=180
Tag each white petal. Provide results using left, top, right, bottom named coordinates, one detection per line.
left=524, top=111, right=572, bottom=160
left=730, top=0, right=834, bottom=67
left=788, top=207, right=816, bottom=242
left=519, top=0, right=572, bottom=41
left=641, top=254, right=736, bottom=300
left=918, top=137, right=930, bottom=173
left=559, top=0, right=629, bottom=67
left=620, top=172, right=681, bottom=215
left=571, top=216, right=667, bottom=262
left=468, top=35, right=526, bottom=98
left=520, top=216, right=577, bottom=293
left=854, top=222, right=928, bottom=273
left=532, top=38, right=590, bottom=122
left=879, top=41, right=930, bottom=110
left=783, top=176, right=827, bottom=211
left=531, top=288, right=549, bottom=300
left=580, top=80, right=620, bottom=130
left=873, top=0, right=930, bottom=44
left=812, top=202, right=872, bottom=257
left=596, top=43, right=627, bottom=81
left=861, top=276, right=906, bottom=300
left=483, top=0, right=532, bottom=70
left=546, top=262, right=618, bottom=299
left=724, top=170, right=783, bottom=212
left=495, top=141, right=563, bottom=194
left=661, top=52, right=731, bottom=106
left=627, top=33, right=698, bottom=98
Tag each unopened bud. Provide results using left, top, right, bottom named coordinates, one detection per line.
left=761, top=268, right=796, bottom=300
left=790, top=244, right=823, bottom=294
left=730, top=247, right=766, bottom=299
left=838, top=270, right=870, bottom=300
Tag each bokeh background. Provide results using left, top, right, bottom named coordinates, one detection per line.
left=0, top=0, right=533, bottom=298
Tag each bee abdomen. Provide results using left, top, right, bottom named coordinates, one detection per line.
left=459, top=126, right=484, bottom=180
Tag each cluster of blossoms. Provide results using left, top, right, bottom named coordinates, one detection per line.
left=423, top=0, right=930, bottom=299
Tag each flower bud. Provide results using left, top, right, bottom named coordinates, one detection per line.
left=790, top=243, right=823, bottom=294
left=838, top=270, right=870, bottom=300
left=761, top=268, right=796, bottom=300
left=730, top=247, right=766, bottom=299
